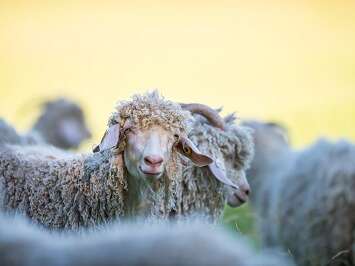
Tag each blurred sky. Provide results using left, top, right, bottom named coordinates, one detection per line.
left=0, top=0, right=354, bottom=148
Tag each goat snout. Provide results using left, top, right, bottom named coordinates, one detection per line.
left=227, top=182, right=251, bottom=208
left=240, top=183, right=251, bottom=196
left=144, top=155, right=164, bottom=167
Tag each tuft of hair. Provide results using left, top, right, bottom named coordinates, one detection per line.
left=110, top=90, right=192, bottom=135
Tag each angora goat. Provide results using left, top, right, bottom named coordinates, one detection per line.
left=244, top=120, right=355, bottom=266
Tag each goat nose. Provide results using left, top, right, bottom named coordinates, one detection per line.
left=144, top=155, right=163, bottom=167
left=240, top=184, right=251, bottom=196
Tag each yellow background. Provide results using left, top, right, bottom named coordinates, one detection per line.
left=1, top=0, right=354, bottom=149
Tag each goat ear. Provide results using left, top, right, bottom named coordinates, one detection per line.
left=208, top=162, right=239, bottom=189
left=176, top=137, right=213, bottom=167
left=93, top=124, right=120, bottom=152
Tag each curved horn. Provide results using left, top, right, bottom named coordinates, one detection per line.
left=180, top=103, right=225, bottom=130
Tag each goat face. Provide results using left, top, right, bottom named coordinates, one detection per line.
left=36, top=99, right=91, bottom=149
left=94, top=123, right=213, bottom=181
left=56, top=114, right=91, bottom=149
left=124, top=125, right=175, bottom=180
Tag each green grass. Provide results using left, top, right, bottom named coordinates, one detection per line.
left=221, top=203, right=260, bottom=247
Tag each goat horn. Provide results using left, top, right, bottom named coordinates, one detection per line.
left=180, top=103, right=225, bottom=130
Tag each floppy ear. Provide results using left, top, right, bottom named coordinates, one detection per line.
left=176, top=137, right=213, bottom=167
left=93, top=123, right=120, bottom=152
left=208, top=162, right=239, bottom=189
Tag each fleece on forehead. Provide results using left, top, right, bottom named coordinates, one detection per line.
left=109, top=91, right=192, bottom=134
left=189, top=114, right=254, bottom=170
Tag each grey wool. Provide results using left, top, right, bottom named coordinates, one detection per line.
left=0, top=92, right=203, bottom=229
left=244, top=120, right=355, bottom=266
left=0, top=145, right=126, bottom=229
left=0, top=213, right=295, bottom=266
left=0, top=92, right=243, bottom=229
left=177, top=113, right=254, bottom=221
left=0, top=98, right=91, bottom=149
left=0, top=91, right=254, bottom=230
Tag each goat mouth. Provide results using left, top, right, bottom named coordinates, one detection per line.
left=139, top=167, right=162, bottom=177
left=233, top=192, right=248, bottom=204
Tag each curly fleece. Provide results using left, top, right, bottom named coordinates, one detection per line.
left=177, top=113, right=254, bottom=221
left=247, top=121, right=355, bottom=266
left=110, top=91, right=191, bottom=133
left=0, top=91, right=192, bottom=229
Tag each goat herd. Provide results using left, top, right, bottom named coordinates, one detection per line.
left=0, top=91, right=353, bottom=266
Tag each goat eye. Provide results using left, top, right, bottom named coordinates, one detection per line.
left=183, top=146, right=192, bottom=155
left=173, top=134, right=180, bottom=142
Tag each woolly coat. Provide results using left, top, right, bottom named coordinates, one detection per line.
left=248, top=135, right=355, bottom=266
left=0, top=213, right=295, bottom=266
left=0, top=92, right=191, bottom=229
left=0, top=146, right=126, bottom=229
